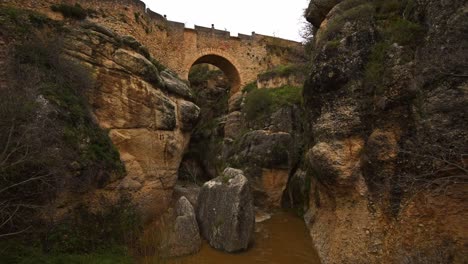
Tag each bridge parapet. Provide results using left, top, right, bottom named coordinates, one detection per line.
left=3, top=0, right=305, bottom=93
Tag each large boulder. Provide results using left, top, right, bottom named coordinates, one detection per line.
left=236, top=130, right=291, bottom=168
left=178, top=100, right=200, bottom=132
left=160, top=70, right=194, bottom=100
left=196, top=168, right=254, bottom=252
left=113, top=48, right=162, bottom=85
left=165, top=196, right=201, bottom=257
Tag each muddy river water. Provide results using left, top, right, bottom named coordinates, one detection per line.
left=168, top=211, right=321, bottom=264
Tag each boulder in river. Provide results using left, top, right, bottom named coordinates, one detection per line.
left=166, top=196, right=201, bottom=257
left=196, top=168, right=255, bottom=252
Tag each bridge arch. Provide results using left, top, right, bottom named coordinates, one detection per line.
left=183, top=49, right=243, bottom=95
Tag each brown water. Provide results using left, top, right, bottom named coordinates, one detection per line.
left=168, top=211, right=321, bottom=264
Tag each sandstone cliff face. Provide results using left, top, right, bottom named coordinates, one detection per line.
left=62, top=23, right=199, bottom=221
left=303, top=0, right=467, bottom=263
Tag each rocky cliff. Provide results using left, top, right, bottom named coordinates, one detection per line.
left=62, top=22, right=200, bottom=221
left=302, top=0, right=467, bottom=263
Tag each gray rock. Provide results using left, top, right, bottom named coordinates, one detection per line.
left=166, top=196, right=201, bottom=257
left=173, top=182, right=201, bottom=208
left=113, top=48, right=163, bottom=85
left=224, top=111, right=243, bottom=139
left=155, top=95, right=177, bottom=130
left=196, top=168, right=254, bottom=252
left=236, top=130, right=292, bottom=168
left=81, top=22, right=117, bottom=39
left=228, top=92, right=244, bottom=112
left=178, top=100, right=200, bottom=132
left=161, top=70, right=194, bottom=99
left=305, top=0, right=343, bottom=28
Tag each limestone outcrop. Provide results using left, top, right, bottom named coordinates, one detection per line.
left=165, top=196, right=201, bottom=257
left=305, top=0, right=342, bottom=28
left=196, top=168, right=255, bottom=252
left=63, top=23, right=200, bottom=221
left=302, top=0, right=467, bottom=263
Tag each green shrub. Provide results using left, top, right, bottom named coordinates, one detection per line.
left=242, top=82, right=257, bottom=93
left=384, top=18, right=425, bottom=46
left=364, top=42, right=390, bottom=91
left=188, top=64, right=223, bottom=86
left=257, top=64, right=307, bottom=82
left=0, top=243, right=133, bottom=264
left=0, top=34, right=126, bottom=241
left=45, top=197, right=141, bottom=253
left=243, top=86, right=303, bottom=121
left=51, top=4, right=87, bottom=20
left=244, top=88, right=273, bottom=121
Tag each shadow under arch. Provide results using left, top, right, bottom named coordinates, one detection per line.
left=188, top=54, right=242, bottom=95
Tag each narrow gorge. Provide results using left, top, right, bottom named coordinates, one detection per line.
left=0, top=0, right=466, bottom=263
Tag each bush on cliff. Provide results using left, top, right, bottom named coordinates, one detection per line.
left=0, top=10, right=130, bottom=258
left=257, top=64, right=308, bottom=82
left=243, top=85, right=303, bottom=121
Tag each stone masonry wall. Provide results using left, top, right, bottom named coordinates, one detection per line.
left=3, top=0, right=303, bottom=93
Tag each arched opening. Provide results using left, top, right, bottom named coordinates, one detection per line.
left=177, top=55, right=239, bottom=185
left=190, top=54, right=241, bottom=95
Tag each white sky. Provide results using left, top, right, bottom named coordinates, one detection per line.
left=143, top=0, right=310, bottom=42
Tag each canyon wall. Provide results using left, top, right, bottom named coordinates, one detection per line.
left=302, top=0, right=467, bottom=263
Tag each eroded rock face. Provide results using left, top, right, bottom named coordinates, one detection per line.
left=165, top=196, right=201, bottom=257
left=229, top=130, right=292, bottom=208
left=303, top=0, right=467, bottom=263
left=305, top=0, right=343, bottom=28
left=196, top=168, right=254, bottom=252
left=63, top=23, right=199, bottom=221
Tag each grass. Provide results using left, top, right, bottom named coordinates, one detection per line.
left=243, top=85, right=303, bottom=121
left=0, top=243, right=133, bottom=264
left=257, top=64, right=307, bottom=82
left=383, top=17, right=425, bottom=46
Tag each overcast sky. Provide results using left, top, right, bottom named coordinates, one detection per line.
left=143, top=0, right=310, bottom=42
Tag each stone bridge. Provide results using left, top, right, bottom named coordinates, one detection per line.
left=7, top=0, right=304, bottom=94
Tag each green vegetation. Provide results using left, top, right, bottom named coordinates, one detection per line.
left=326, top=39, right=341, bottom=49
left=50, top=4, right=87, bottom=20
left=46, top=198, right=141, bottom=253
left=383, top=17, right=424, bottom=46
left=363, top=42, right=391, bottom=93
left=318, top=2, right=375, bottom=43
left=242, top=82, right=257, bottom=94
left=243, top=86, right=303, bottom=121
left=257, top=64, right=307, bottom=82
left=188, top=64, right=224, bottom=87
left=181, top=64, right=230, bottom=180
left=0, top=244, right=133, bottom=264
left=13, top=39, right=125, bottom=178
left=0, top=9, right=132, bottom=261
left=363, top=0, right=425, bottom=93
